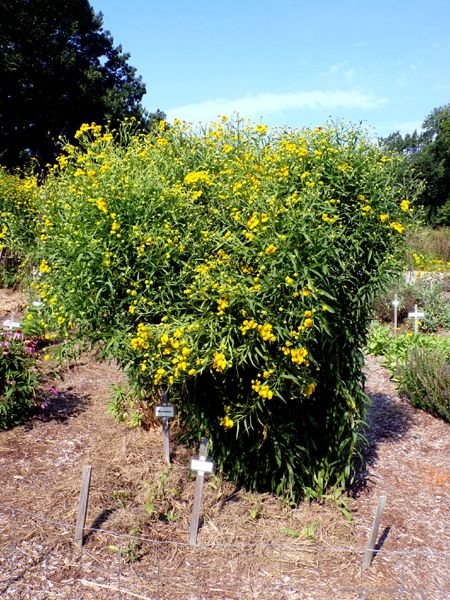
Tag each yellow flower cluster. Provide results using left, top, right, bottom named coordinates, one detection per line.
left=39, top=259, right=51, bottom=274
left=216, top=298, right=229, bottom=315
left=240, top=320, right=276, bottom=342
left=390, top=221, right=404, bottom=234
left=258, top=323, right=276, bottom=342
left=220, top=414, right=234, bottom=429
left=212, top=351, right=230, bottom=372
left=130, top=323, right=152, bottom=350
left=400, top=199, right=410, bottom=212
left=183, top=171, right=213, bottom=186
left=240, top=318, right=258, bottom=334
left=321, top=213, right=338, bottom=224
left=304, top=382, right=316, bottom=398
left=251, top=378, right=273, bottom=399
left=219, top=406, right=234, bottom=429
left=288, top=347, right=309, bottom=365
left=412, top=253, right=450, bottom=273
left=74, top=122, right=102, bottom=140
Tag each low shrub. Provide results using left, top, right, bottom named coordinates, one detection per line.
left=398, top=347, right=449, bottom=422
left=0, top=331, right=39, bottom=429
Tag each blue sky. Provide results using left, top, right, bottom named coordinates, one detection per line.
left=90, top=0, right=450, bottom=137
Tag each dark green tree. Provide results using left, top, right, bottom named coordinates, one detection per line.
left=0, top=0, right=159, bottom=169
left=381, top=104, right=450, bottom=225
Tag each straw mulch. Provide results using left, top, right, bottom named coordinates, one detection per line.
left=0, top=289, right=448, bottom=598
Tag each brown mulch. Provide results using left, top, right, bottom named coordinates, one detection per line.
left=0, top=289, right=449, bottom=598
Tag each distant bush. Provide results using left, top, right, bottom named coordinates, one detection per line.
left=0, top=167, right=39, bottom=286
left=0, top=331, right=39, bottom=429
left=398, top=347, right=449, bottom=422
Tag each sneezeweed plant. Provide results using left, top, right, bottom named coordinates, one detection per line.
left=0, top=167, right=40, bottom=284
left=0, top=331, right=39, bottom=429
left=33, top=117, right=418, bottom=499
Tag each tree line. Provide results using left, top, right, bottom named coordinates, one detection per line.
left=381, top=104, right=450, bottom=226
left=0, top=0, right=164, bottom=170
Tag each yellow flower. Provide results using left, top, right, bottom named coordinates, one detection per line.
left=217, top=298, right=229, bottom=315
left=285, top=276, right=294, bottom=286
left=39, top=259, right=51, bottom=274
left=212, top=351, right=229, bottom=372
left=184, top=171, right=212, bottom=186
left=304, top=382, right=316, bottom=398
left=219, top=415, right=234, bottom=429
left=265, top=244, right=277, bottom=254
left=400, top=199, right=410, bottom=212
left=258, top=323, right=276, bottom=342
left=390, top=221, right=404, bottom=234
left=290, top=347, right=308, bottom=365
left=247, top=213, right=259, bottom=230
left=303, top=318, right=314, bottom=328
left=255, top=124, right=268, bottom=134
left=379, top=213, right=389, bottom=223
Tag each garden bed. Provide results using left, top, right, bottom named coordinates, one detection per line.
left=0, top=289, right=448, bottom=597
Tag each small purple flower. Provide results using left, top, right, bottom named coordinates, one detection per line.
left=47, top=385, right=59, bottom=396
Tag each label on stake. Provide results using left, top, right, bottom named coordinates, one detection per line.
left=191, top=457, right=215, bottom=474
left=155, top=405, right=176, bottom=419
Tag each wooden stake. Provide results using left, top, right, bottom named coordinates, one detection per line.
left=189, top=438, right=214, bottom=546
left=162, top=418, right=170, bottom=465
left=362, top=495, right=386, bottom=570
left=155, top=390, right=175, bottom=465
left=75, top=465, right=92, bottom=547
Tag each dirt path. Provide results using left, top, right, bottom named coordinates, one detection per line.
left=0, top=296, right=448, bottom=598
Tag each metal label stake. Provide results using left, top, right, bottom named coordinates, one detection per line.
left=408, top=304, right=424, bottom=334
left=188, top=438, right=215, bottom=546
left=392, top=294, right=399, bottom=334
left=154, top=390, right=176, bottom=465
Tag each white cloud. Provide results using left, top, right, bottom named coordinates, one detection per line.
left=166, top=89, right=387, bottom=123
left=326, top=62, right=356, bottom=84
left=395, top=120, right=423, bottom=135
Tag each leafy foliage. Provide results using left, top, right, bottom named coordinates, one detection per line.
left=28, top=117, right=416, bottom=499
left=0, top=167, right=40, bottom=285
left=398, top=347, right=449, bottom=422
left=366, top=322, right=450, bottom=377
left=0, top=331, right=39, bottom=429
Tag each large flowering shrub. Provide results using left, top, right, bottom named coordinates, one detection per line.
left=32, top=118, right=416, bottom=498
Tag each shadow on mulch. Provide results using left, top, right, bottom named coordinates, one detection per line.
left=351, top=392, right=414, bottom=496
left=25, top=389, right=91, bottom=429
